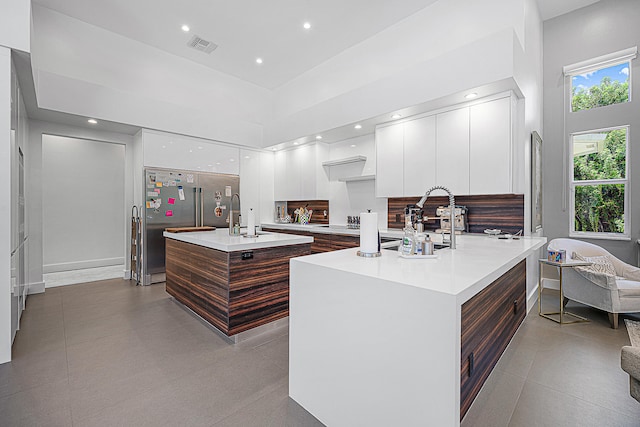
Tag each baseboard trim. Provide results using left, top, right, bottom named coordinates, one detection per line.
left=27, top=281, right=45, bottom=295
left=43, top=257, right=124, bottom=273
left=123, top=270, right=131, bottom=280
left=527, top=284, right=539, bottom=313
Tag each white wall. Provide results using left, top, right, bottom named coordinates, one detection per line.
left=542, top=0, right=640, bottom=265
left=0, top=47, right=12, bottom=364
left=42, top=135, right=126, bottom=273
left=0, top=0, right=30, bottom=52
left=515, top=0, right=544, bottom=310
left=30, top=5, right=271, bottom=148
left=28, top=121, right=136, bottom=286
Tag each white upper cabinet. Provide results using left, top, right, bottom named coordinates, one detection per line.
left=375, top=123, right=404, bottom=197
left=436, top=107, right=470, bottom=195
left=469, top=97, right=511, bottom=195
left=239, top=149, right=261, bottom=225
left=273, top=143, right=329, bottom=201
left=274, top=150, right=290, bottom=200
left=142, top=129, right=240, bottom=175
left=403, top=116, right=436, bottom=197
left=375, top=94, right=513, bottom=198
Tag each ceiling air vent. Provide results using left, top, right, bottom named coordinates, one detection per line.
left=187, top=35, right=218, bottom=54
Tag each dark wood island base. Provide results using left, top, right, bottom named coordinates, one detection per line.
left=165, top=238, right=311, bottom=336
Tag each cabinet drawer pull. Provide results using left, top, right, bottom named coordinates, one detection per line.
left=513, top=300, right=518, bottom=315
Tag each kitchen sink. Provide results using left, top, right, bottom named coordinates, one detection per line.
left=381, top=241, right=449, bottom=251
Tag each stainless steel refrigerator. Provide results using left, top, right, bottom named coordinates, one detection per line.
left=142, top=168, right=240, bottom=285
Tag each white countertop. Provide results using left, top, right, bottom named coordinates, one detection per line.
left=164, top=228, right=313, bottom=252
left=292, top=233, right=546, bottom=303
left=260, top=222, right=404, bottom=239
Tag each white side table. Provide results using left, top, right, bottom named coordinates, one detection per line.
left=538, top=259, right=591, bottom=324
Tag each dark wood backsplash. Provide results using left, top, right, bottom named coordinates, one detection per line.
left=388, top=194, right=524, bottom=234
left=286, top=200, right=329, bottom=224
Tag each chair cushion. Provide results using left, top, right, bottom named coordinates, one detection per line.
left=573, top=252, right=616, bottom=276
left=616, top=278, right=640, bottom=298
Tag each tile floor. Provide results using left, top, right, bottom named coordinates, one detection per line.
left=2, top=279, right=640, bottom=426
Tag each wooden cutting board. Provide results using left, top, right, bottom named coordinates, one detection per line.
left=165, top=226, right=216, bottom=233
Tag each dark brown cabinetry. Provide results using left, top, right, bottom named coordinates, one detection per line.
left=460, top=260, right=526, bottom=419
left=165, top=238, right=311, bottom=336
left=262, top=228, right=359, bottom=253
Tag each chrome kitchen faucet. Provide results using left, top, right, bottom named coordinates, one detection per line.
left=416, top=185, right=456, bottom=249
left=228, top=193, right=242, bottom=235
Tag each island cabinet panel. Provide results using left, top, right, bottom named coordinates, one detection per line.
left=165, top=238, right=230, bottom=333
left=166, top=237, right=310, bottom=336
left=228, top=244, right=310, bottom=335
left=330, top=234, right=360, bottom=250
left=460, top=260, right=526, bottom=419
left=262, top=227, right=333, bottom=254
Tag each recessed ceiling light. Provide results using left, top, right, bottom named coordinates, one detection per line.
left=208, top=164, right=213, bottom=167
left=303, top=22, right=311, bottom=30
left=229, top=158, right=235, bottom=162
left=315, top=135, right=322, bottom=140
left=181, top=25, right=190, bottom=32
left=391, top=114, right=401, bottom=119
left=198, top=146, right=203, bottom=150
left=162, top=145, right=166, bottom=149
left=465, top=92, right=478, bottom=99
left=87, top=119, right=97, bottom=124
left=256, top=58, right=263, bottom=64
left=350, top=144, right=357, bottom=148
left=272, top=147, right=277, bottom=151
left=189, top=149, right=193, bottom=153
left=244, top=155, right=250, bottom=159
left=293, top=142, right=299, bottom=145
left=354, top=124, right=362, bottom=130
left=216, top=162, right=221, bottom=165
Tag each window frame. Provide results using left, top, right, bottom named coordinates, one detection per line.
left=569, top=60, right=633, bottom=113
left=569, top=125, right=630, bottom=240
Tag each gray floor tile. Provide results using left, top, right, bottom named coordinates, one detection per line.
left=0, top=347, right=69, bottom=399
left=462, top=369, right=525, bottom=427
left=0, top=378, right=71, bottom=426
left=213, top=383, right=324, bottom=427
left=509, top=380, right=640, bottom=427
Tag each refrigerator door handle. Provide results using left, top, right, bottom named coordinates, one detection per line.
left=194, top=187, right=199, bottom=226
left=200, top=188, right=204, bottom=227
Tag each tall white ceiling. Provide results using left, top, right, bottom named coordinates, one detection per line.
left=28, top=0, right=603, bottom=145
left=33, top=0, right=439, bottom=89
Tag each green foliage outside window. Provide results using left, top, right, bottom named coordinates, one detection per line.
left=573, top=127, right=626, bottom=234
left=572, top=77, right=629, bottom=112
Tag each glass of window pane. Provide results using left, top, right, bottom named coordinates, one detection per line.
left=573, top=129, right=626, bottom=180
left=571, top=62, right=630, bottom=112
left=574, top=184, right=625, bottom=233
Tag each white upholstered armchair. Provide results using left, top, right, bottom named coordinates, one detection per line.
left=547, top=238, right=640, bottom=328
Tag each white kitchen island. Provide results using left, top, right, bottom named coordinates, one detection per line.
left=289, top=234, right=546, bottom=427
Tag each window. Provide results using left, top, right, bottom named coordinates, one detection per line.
left=571, top=62, right=630, bottom=112
left=570, top=127, right=628, bottom=238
